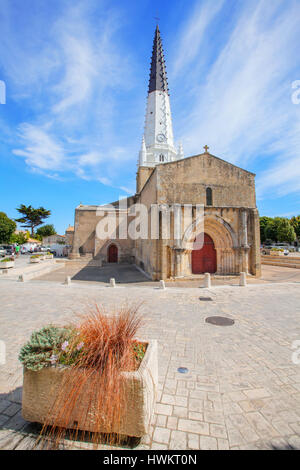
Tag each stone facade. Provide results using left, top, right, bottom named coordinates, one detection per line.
left=70, top=151, right=261, bottom=279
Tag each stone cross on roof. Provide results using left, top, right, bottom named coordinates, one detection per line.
left=204, top=145, right=209, bottom=153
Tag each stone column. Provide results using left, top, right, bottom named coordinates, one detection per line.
left=69, top=211, right=81, bottom=259
left=173, top=247, right=186, bottom=278
left=240, top=210, right=250, bottom=274
left=250, top=208, right=261, bottom=277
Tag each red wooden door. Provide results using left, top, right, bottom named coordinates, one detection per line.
left=192, top=233, right=216, bottom=274
left=108, top=244, right=118, bottom=263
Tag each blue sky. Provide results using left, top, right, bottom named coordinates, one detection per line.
left=0, top=0, right=300, bottom=234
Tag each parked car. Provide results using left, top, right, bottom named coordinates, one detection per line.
left=0, top=245, right=14, bottom=255
left=0, top=247, right=6, bottom=257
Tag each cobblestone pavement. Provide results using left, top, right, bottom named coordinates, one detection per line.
left=0, top=279, right=300, bottom=450
left=32, top=262, right=300, bottom=287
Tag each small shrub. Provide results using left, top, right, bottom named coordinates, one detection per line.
left=1, top=258, right=14, bottom=263
left=19, top=326, right=73, bottom=371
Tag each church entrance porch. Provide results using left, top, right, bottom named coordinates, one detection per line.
left=192, top=233, right=217, bottom=274
left=108, top=244, right=118, bottom=263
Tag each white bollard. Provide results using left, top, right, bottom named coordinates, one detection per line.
left=18, top=274, right=25, bottom=282
left=239, top=272, right=247, bottom=287
left=159, top=280, right=166, bottom=290
left=110, top=278, right=116, bottom=288
left=65, top=276, right=71, bottom=286
left=204, top=273, right=211, bottom=289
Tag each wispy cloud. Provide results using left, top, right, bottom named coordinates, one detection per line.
left=12, top=123, right=65, bottom=171
left=172, top=0, right=225, bottom=76
left=3, top=0, right=136, bottom=192
left=175, top=0, right=300, bottom=199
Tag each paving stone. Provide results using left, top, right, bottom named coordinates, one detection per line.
left=0, top=430, right=25, bottom=450
left=188, top=411, right=204, bottom=421
left=178, top=419, right=209, bottom=435
left=228, top=414, right=260, bottom=442
left=200, top=435, right=218, bottom=450
left=217, top=438, right=230, bottom=450
left=152, top=427, right=171, bottom=445
left=245, top=412, right=279, bottom=439
left=289, top=422, right=300, bottom=434
left=244, top=388, right=271, bottom=400
left=167, top=416, right=178, bottom=430
left=2, top=403, right=21, bottom=417
left=210, top=423, right=227, bottom=439
left=204, top=410, right=225, bottom=425
left=227, top=427, right=246, bottom=447
left=188, top=398, right=203, bottom=412
left=0, top=414, right=10, bottom=426
left=169, top=430, right=187, bottom=450
left=151, top=442, right=169, bottom=450
left=187, top=433, right=199, bottom=450
left=238, top=399, right=265, bottom=412
left=161, top=394, right=175, bottom=405
left=172, top=406, right=188, bottom=419
left=0, top=399, right=12, bottom=414
left=286, top=435, right=300, bottom=450
left=155, top=403, right=173, bottom=416
left=156, top=414, right=167, bottom=427
left=2, top=411, right=27, bottom=432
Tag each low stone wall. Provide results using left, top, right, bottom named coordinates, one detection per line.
left=0, top=259, right=63, bottom=281
left=261, top=255, right=300, bottom=269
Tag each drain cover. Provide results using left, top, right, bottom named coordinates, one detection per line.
left=205, top=316, right=235, bottom=326
left=199, top=297, right=213, bottom=301
left=177, top=367, right=189, bottom=374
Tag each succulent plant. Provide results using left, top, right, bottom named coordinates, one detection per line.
left=19, top=326, right=73, bottom=371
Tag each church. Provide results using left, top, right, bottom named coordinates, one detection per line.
left=70, top=26, right=261, bottom=280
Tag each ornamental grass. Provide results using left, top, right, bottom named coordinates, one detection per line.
left=35, top=303, right=144, bottom=449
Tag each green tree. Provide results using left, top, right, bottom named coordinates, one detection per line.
left=10, top=232, right=28, bottom=245
left=290, top=215, right=300, bottom=239
left=264, top=220, right=277, bottom=242
left=260, top=216, right=273, bottom=243
left=0, top=212, right=16, bottom=244
left=36, top=224, right=57, bottom=241
left=264, top=217, right=287, bottom=243
left=15, top=205, right=51, bottom=236
left=277, top=219, right=296, bottom=244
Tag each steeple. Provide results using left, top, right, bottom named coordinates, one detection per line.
left=148, top=25, right=169, bottom=94
left=138, top=25, right=183, bottom=168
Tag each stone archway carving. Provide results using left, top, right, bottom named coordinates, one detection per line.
left=182, top=215, right=239, bottom=275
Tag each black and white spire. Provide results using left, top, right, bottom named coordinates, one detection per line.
left=148, top=25, right=169, bottom=94
left=139, top=25, right=183, bottom=167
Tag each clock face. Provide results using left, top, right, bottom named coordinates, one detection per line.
left=157, top=133, right=166, bottom=143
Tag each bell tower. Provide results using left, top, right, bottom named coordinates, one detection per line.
left=138, top=25, right=183, bottom=168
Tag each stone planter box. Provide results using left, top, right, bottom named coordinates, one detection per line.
left=45, top=254, right=54, bottom=259
left=0, top=261, right=14, bottom=269
left=22, top=340, right=158, bottom=437
left=30, top=258, right=40, bottom=264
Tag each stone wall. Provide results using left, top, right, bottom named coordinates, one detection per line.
left=71, top=151, right=261, bottom=279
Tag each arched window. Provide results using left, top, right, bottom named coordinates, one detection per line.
left=159, top=154, right=165, bottom=162
left=206, top=187, right=213, bottom=206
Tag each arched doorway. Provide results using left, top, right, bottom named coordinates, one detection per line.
left=108, top=244, right=118, bottom=263
left=192, top=233, right=216, bottom=274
